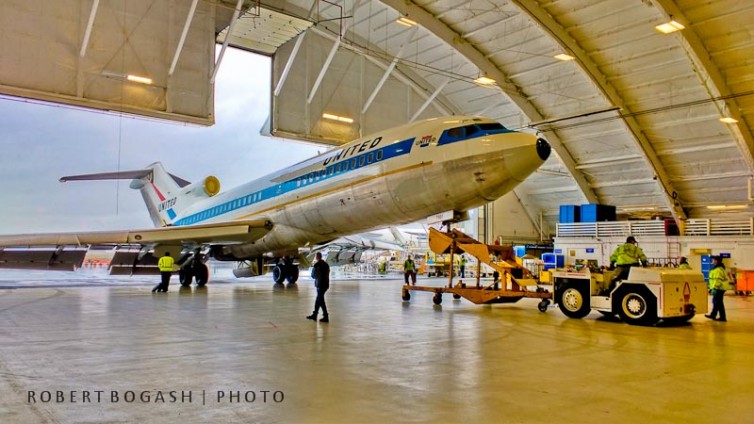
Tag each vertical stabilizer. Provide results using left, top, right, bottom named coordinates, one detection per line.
left=131, top=162, right=184, bottom=226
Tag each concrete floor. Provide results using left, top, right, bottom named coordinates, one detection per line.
left=1, top=276, right=753, bottom=424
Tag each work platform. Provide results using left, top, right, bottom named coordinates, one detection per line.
left=1, top=273, right=754, bottom=423
left=403, top=228, right=551, bottom=309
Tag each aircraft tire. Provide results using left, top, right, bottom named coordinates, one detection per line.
left=179, top=268, right=193, bottom=287
left=194, top=263, right=209, bottom=287
left=432, top=293, right=442, bottom=305
left=272, top=264, right=286, bottom=284
left=402, top=291, right=411, bottom=301
left=286, top=266, right=299, bottom=284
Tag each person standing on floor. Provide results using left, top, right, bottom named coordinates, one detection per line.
left=153, top=252, right=175, bottom=293
left=307, top=252, right=331, bottom=323
left=705, top=256, right=729, bottom=322
left=403, top=255, right=417, bottom=285
left=459, top=254, right=467, bottom=278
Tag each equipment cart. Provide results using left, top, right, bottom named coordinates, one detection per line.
left=402, top=228, right=552, bottom=311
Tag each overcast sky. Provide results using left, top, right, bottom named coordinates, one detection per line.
left=0, top=49, right=322, bottom=233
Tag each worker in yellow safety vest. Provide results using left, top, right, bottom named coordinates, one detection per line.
left=608, top=236, right=647, bottom=291
left=678, top=257, right=691, bottom=270
left=153, top=252, right=175, bottom=293
left=404, top=256, right=417, bottom=285
left=459, top=254, right=467, bottom=278
left=705, top=256, right=729, bottom=322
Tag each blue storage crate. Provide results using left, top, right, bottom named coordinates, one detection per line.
left=559, top=205, right=580, bottom=223
left=542, top=253, right=565, bottom=270
left=580, top=204, right=616, bottom=222
left=513, top=246, right=526, bottom=257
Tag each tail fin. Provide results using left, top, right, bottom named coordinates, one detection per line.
left=61, top=162, right=220, bottom=227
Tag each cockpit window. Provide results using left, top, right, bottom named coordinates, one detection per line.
left=447, top=127, right=465, bottom=138
left=438, top=122, right=509, bottom=145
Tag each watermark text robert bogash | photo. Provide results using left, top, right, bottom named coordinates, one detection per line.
left=27, top=390, right=285, bottom=405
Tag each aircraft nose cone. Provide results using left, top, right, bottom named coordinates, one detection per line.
left=536, top=138, right=551, bottom=161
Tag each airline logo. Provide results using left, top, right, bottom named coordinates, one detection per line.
left=158, top=198, right=177, bottom=212
left=419, top=135, right=433, bottom=147
left=149, top=178, right=177, bottom=220
left=322, top=136, right=383, bottom=166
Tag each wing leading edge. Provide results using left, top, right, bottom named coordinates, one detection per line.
left=0, top=219, right=273, bottom=271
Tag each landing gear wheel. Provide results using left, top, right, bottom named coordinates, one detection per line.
left=402, top=291, right=411, bottom=301
left=194, top=263, right=209, bottom=287
left=272, top=264, right=286, bottom=284
left=558, top=285, right=591, bottom=318
left=538, top=299, right=550, bottom=312
left=453, top=294, right=462, bottom=300
left=286, top=266, right=299, bottom=284
left=432, top=293, right=442, bottom=305
left=179, top=268, right=193, bottom=287
left=618, top=288, right=658, bottom=326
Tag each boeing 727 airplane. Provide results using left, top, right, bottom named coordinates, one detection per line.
left=0, top=116, right=550, bottom=285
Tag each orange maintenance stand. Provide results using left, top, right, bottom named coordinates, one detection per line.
left=402, top=228, right=552, bottom=310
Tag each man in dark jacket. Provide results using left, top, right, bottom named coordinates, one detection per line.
left=307, top=252, right=331, bottom=323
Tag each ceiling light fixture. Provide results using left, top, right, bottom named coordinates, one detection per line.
left=720, top=116, right=738, bottom=124
left=655, top=20, right=685, bottom=34
left=474, top=76, right=496, bottom=86
left=554, top=53, right=575, bottom=61
left=707, top=204, right=748, bottom=210
left=396, top=17, right=416, bottom=27
left=322, top=113, right=354, bottom=124
left=126, top=74, right=153, bottom=85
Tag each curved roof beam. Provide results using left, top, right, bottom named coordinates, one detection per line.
left=653, top=0, right=754, bottom=175
left=510, top=0, right=687, bottom=225
left=379, top=0, right=597, bottom=205
left=309, top=26, right=454, bottom=116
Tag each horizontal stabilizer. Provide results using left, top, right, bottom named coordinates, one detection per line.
left=60, top=170, right=152, bottom=182
left=60, top=169, right=190, bottom=187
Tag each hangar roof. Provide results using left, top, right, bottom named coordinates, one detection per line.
left=242, top=0, right=754, bottom=232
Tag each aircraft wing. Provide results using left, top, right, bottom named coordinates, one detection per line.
left=0, top=219, right=273, bottom=271
left=306, top=233, right=407, bottom=265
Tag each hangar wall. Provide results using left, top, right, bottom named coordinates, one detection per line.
left=490, top=191, right=541, bottom=243
left=268, top=31, right=447, bottom=146
left=0, top=0, right=217, bottom=125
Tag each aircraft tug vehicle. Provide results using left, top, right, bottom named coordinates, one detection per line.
left=552, top=266, right=708, bottom=325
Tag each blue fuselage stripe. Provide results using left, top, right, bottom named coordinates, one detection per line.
left=173, top=137, right=415, bottom=226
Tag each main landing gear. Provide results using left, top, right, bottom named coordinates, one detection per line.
left=272, top=256, right=299, bottom=285
left=179, top=255, right=209, bottom=287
